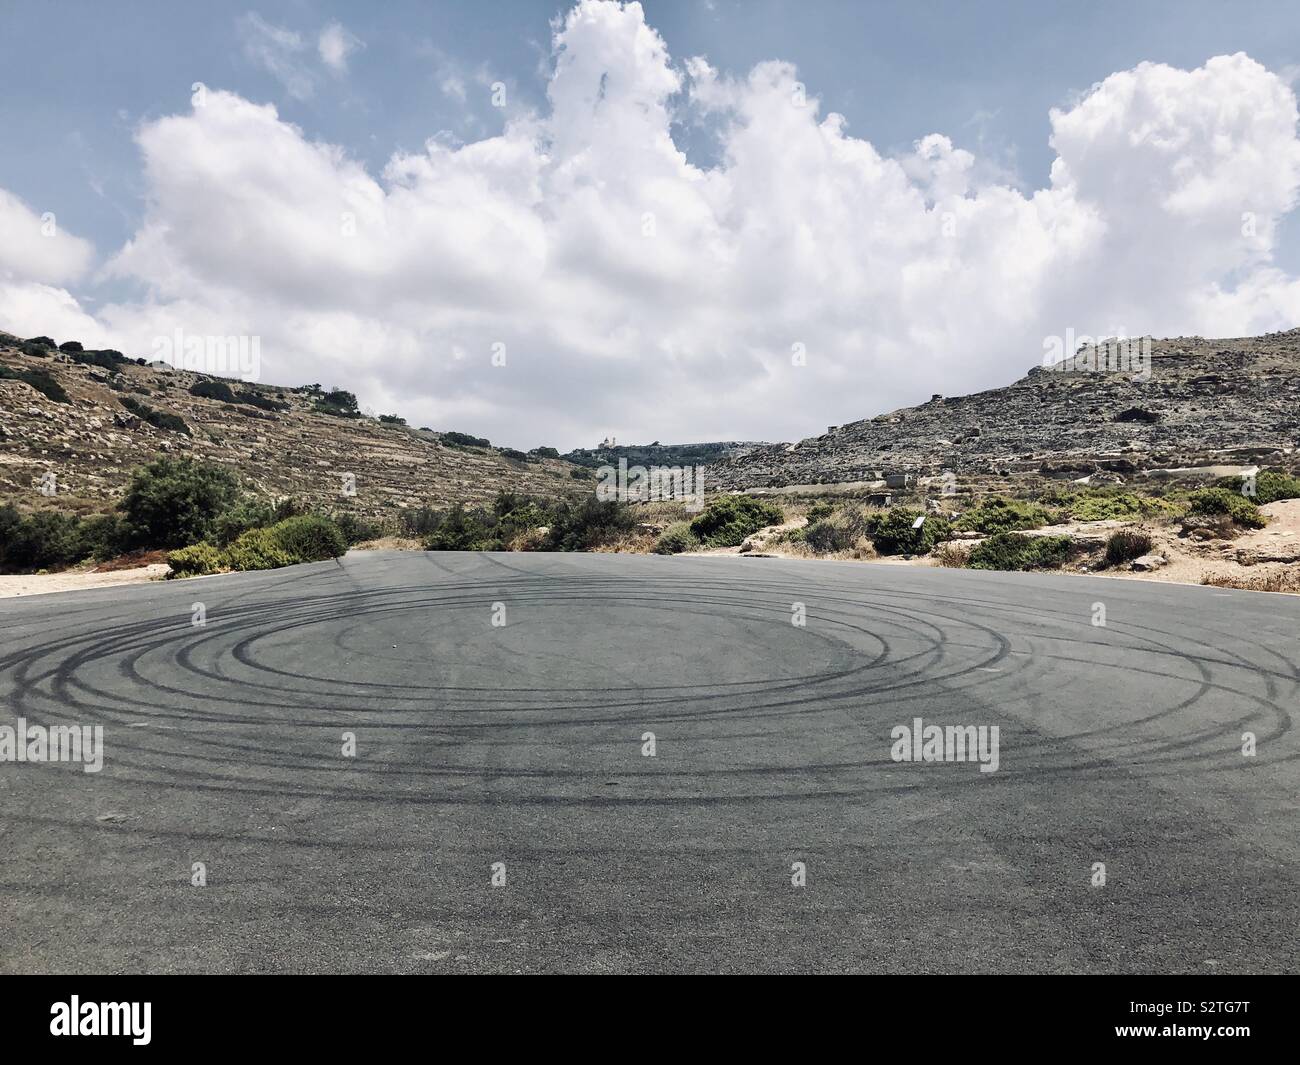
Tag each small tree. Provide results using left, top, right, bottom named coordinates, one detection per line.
left=119, top=456, right=240, bottom=548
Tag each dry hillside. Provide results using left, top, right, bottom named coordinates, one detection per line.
left=0, top=333, right=589, bottom=516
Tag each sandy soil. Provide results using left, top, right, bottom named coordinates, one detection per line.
left=0, top=564, right=169, bottom=599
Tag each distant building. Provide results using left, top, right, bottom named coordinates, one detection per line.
left=884, top=472, right=913, bottom=489
left=600, top=435, right=617, bottom=448
left=868, top=491, right=894, bottom=507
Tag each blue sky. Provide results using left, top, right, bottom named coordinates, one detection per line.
left=3, top=1, right=1300, bottom=448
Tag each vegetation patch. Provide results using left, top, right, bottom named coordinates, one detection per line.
left=864, top=507, right=951, bottom=555
left=967, top=533, right=1074, bottom=571
left=0, top=364, right=71, bottom=404
left=954, top=496, right=1057, bottom=534
left=688, top=495, right=784, bottom=548
left=1104, top=529, right=1154, bottom=566
left=654, top=521, right=700, bottom=554
left=1187, top=487, right=1266, bottom=529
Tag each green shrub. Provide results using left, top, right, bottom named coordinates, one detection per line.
left=441, top=430, right=490, bottom=449
left=313, top=387, right=360, bottom=417
left=166, top=543, right=223, bottom=578
left=269, top=514, right=347, bottom=561
left=803, top=507, right=872, bottom=554
left=1213, top=468, right=1300, bottom=505
left=378, top=413, right=406, bottom=425
left=331, top=511, right=383, bottom=545
left=70, top=348, right=127, bottom=371
left=864, top=507, right=951, bottom=555
left=211, top=497, right=298, bottom=546
left=120, top=456, right=241, bottom=548
left=0, top=364, right=70, bottom=403
left=1064, top=490, right=1185, bottom=522
left=654, top=522, right=699, bottom=554
left=221, top=528, right=297, bottom=570
left=1188, top=488, right=1266, bottom=528
left=955, top=496, right=1056, bottom=534
left=119, top=396, right=190, bottom=435
left=0, top=507, right=86, bottom=571
left=1104, top=529, right=1154, bottom=566
left=531, top=446, right=560, bottom=459
left=968, top=533, right=1073, bottom=571
left=688, top=495, right=784, bottom=548
left=189, top=378, right=237, bottom=402
left=78, top=513, right=129, bottom=562
left=546, top=496, right=638, bottom=551
left=423, top=504, right=494, bottom=551
left=235, top=390, right=289, bottom=412
left=806, top=500, right=836, bottom=522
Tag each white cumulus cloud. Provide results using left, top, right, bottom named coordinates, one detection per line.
left=3, top=0, right=1300, bottom=451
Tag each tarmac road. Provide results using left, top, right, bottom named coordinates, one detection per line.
left=0, top=550, right=1296, bottom=974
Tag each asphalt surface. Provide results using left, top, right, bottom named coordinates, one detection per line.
left=1, top=550, right=1296, bottom=974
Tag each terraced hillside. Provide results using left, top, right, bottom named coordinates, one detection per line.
left=0, top=333, right=588, bottom=515
left=711, top=331, right=1300, bottom=490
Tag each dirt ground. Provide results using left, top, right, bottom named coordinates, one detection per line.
left=0, top=563, right=169, bottom=599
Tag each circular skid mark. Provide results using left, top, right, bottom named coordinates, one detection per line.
left=1, top=570, right=1293, bottom=805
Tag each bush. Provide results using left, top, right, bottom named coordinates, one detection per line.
left=0, top=364, right=71, bottom=403
left=547, top=496, right=638, bottom=551
left=423, top=504, right=494, bottom=551
left=166, top=543, right=223, bottom=578
left=378, top=414, right=406, bottom=425
left=441, top=430, right=490, bottom=449
left=1187, top=488, right=1266, bottom=529
left=210, top=496, right=304, bottom=546
left=331, top=511, right=383, bottom=545
left=235, top=390, right=289, bottom=412
left=26, top=336, right=55, bottom=348
left=688, top=495, right=784, bottom=548
left=654, top=522, right=700, bottom=554
left=79, top=513, right=129, bottom=562
left=531, top=446, right=560, bottom=459
left=1064, top=490, right=1184, bottom=522
left=806, top=500, right=836, bottom=522
left=120, top=456, right=241, bottom=548
left=1213, top=468, right=1300, bottom=505
left=119, top=396, right=190, bottom=435
left=269, top=514, right=347, bottom=561
left=221, top=528, right=297, bottom=570
left=313, top=388, right=360, bottom=417
left=864, top=507, right=951, bottom=555
left=189, top=378, right=237, bottom=403
left=955, top=496, right=1056, bottom=534
left=968, top=533, right=1073, bottom=571
left=803, top=507, right=872, bottom=554
left=58, top=340, right=83, bottom=352
left=1104, top=529, right=1154, bottom=566
left=0, top=507, right=85, bottom=571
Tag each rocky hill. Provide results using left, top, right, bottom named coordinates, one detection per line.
left=563, top=439, right=764, bottom=469
left=0, top=333, right=587, bottom=516
left=711, top=331, right=1300, bottom=491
